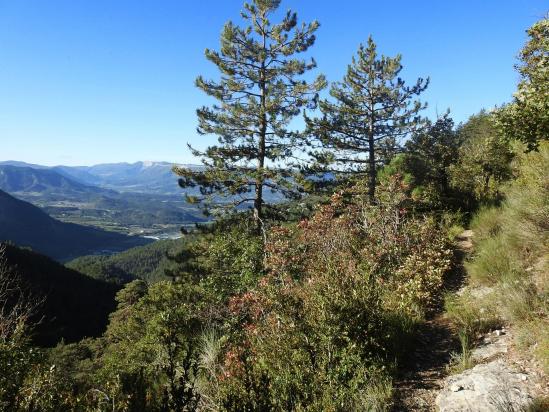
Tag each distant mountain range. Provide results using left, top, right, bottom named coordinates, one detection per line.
left=0, top=188, right=151, bottom=261
left=0, top=160, right=201, bottom=195
left=0, top=164, right=116, bottom=200
left=0, top=163, right=207, bottom=233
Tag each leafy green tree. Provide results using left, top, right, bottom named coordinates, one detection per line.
left=449, top=112, right=514, bottom=202
left=404, top=114, right=460, bottom=192
left=306, top=36, right=428, bottom=202
left=495, top=16, right=548, bottom=151
left=176, top=0, right=326, bottom=230
left=392, top=113, right=475, bottom=210
left=100, top=280, right=203, bottom=411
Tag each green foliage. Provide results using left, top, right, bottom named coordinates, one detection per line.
left=0, top=333, right=43, bottom=411
left=447, top=330, right=475, bottom=374
left=445, top=292, right=502, bottom=341
left=98, top=280, right=203, bottom=411
left=0, top=245, right=45, bottom=411
left=495, top=16, right=549, bottom=151
left=449, top=111, right=514, bottom=203
left=169, top=219, right=265, bottom=311
left=469, top=206, right=502, bottom=239
left=398, top=113, right=478, bottom=211
left=465, top=235, right=524, bottom=285
left=176, top=0, right=326, bottom=226
left=209, top=177, right=452, bottom=410
left=67, top=239, right=184, bottom=284
left=306, top=36, right=428, bottom=201
left=461, top=141, right=549, bottom=371
left=0, top=242, right=119, bottom=346
left=444, top=289, right=501, bottom=375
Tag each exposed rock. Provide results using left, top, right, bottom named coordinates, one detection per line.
left=456, top=284, right=494, bottom=300
left=473, top=332, right=510, bottom=362
left=436, top=360, right=533, bottom=412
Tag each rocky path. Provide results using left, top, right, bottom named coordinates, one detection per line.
left=391, top=230, right=473, bottom=411
left=391, top=316, right=459, bottom=410
left=392, top=229, right=547, bottom=411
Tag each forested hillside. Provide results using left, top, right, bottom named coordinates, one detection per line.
left=0, top=189, right=150, bottom=261
left=0, top=2, right=546, bottom=411
left=67, top=239, right=183, bottom=284
left=0, top=243, right=120, bottom=346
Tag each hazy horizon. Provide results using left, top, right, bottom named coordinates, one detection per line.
left=0, top=159, right=195, bottom=168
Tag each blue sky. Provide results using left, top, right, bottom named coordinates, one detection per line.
left=0, top=0, right=546, bottom=166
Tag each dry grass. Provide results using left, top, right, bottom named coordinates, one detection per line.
left=458, top=142, right=549, bottom=372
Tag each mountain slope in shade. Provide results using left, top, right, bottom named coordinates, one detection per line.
left=0, top=189, right=151, bottom=261
left=1, top=242, right=120, bottom=346
left=67, top=238, right=182, bottom=284
left=0, top=165, right=114, bottom=199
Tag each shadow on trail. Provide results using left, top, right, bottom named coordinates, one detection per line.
left=391, top=231, right=472, bottom=411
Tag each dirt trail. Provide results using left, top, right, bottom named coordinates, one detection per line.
left=391, top=230, right=473, bottom=411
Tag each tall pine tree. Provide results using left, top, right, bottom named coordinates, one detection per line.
left=175, top=0, right=326, bottom=230
left=306, top=36, right=428, bottom=202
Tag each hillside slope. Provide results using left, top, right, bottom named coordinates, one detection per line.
left=0, top=164, right=206, bottom=231
left=2, top=243, right=120, bottom=346
left=0, top=189, right=150, bottom=261
left=0, top=165, right=111, bottom=198
left=66, top=239, right=183, bottom=284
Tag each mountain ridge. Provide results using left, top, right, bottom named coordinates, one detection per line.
left=0, top=160, right=202, bottom=195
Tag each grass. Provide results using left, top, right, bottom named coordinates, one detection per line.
left=447, top=329, right=475, bottom=374
left=445, top=291, right=501, bottom=374
left=470, top=206, right=502, bottom=240
left=465, top=234, right=525, bottom=286
left=444, top=291, right=502, bottom=340
left=515, top=318, right=549, bottom=373
left=354, top=379, right=393, bottom=412
left=454, top=142, right=549, bottom=373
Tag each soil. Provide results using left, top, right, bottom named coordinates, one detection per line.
left=391, top=230, right=473, bottom=411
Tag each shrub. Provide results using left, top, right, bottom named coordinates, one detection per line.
left=212, top=176, right=453, bottom=410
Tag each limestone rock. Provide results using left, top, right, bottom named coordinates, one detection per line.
left=436, top=360, right=532, bottom=412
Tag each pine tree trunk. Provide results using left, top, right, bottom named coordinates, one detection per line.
left=368, top=119, right=376, bottom=204
left=254, top=27, right=267, bottom=232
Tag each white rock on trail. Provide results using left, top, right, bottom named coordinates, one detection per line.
left=472, top=333, right=510, bottom=362
left=435, top=359, right=533, bottom=412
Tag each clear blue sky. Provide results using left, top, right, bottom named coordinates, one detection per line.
left=0, top=0, right=546, bottom=166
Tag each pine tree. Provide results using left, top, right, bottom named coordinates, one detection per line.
left=306, top=36, right=428, bottom=202
left=175, top=0, right=326, bottom=230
